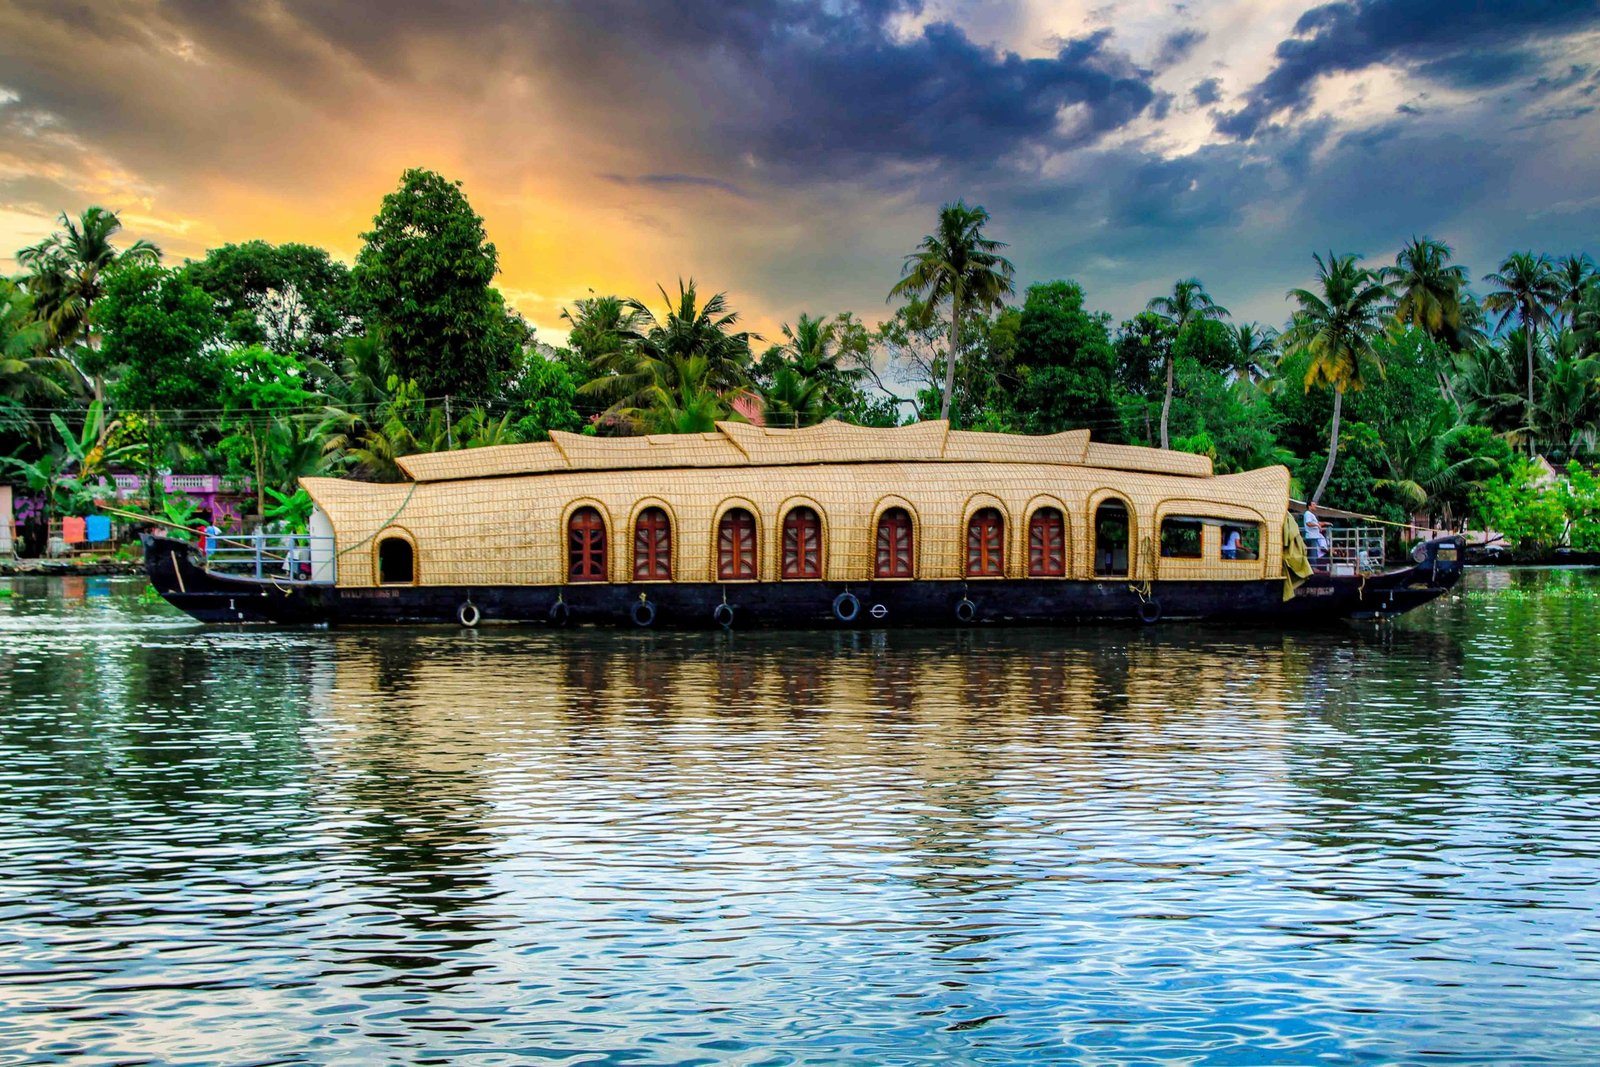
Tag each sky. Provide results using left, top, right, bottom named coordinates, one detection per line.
left=1, top=0, right=1598, bottom=343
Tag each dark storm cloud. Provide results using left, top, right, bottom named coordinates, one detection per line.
left=1217, top=0, right=1600, bottom=138
left=158, top=0, right=1161, bottom=180
left=1155, top=28, right=1207, bottom=68
left=1192, top=77, right=1223, bottom=105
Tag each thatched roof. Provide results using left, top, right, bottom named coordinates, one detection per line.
left=394, top=421, right=1212, bottom=483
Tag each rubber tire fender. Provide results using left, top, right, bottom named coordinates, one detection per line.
left=832, top=592, right=861, bottom=623
left=1137, top=598, right=1162, bottom=624
left=954, top=598, right=978, bottom=624
left=548, top=600, right=570, bottom=626
left=712, top=602, right=736, bottom=629
left=631, top=600, right=657, bottom=628
left=457, top=601, right=481, bottom=628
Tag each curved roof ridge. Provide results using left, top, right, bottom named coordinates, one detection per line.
left=394, top=419, right=1214, bottom=482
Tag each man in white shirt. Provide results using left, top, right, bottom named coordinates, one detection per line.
left=1303, top=506, right=1327, bottom=562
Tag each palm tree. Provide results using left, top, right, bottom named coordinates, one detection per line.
left=1382, top=236, right=1470, bottom=344
left=1483, top=252, right=1561, bottom=447
left=16, top=207, right=161, bottom=402
left=17, top=211, right=156, bottom=437
left=1230, top=322, right=1278, bottom=383
left=637, top=355, right=745, bottom=434
left=559, top=293, right=648, bottom=371
left=0, top=277, right=72, bottom=406
left=1282, top=252, right=1391, bottom=506
left=1146, top=279, right=1229, bottom=448
left=579, top=280, right=754, bottom=429
left=1376, top=409, right=1496, bottom=526
left=760, top=365, right=829, bottom=428
left=888, top=200, right=1015, bottom=426
left=1554, top=254, right=1596, bottom=328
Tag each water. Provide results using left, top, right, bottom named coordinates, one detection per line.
left=1, top=570, right=1597, bottom=1065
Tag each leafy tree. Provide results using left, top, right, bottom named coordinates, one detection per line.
left=1008, top=281, right=1120, bottom=438
left=354, top=168, right=521, bottom=399
left=888, top=200, right=1015, bottom=425
left=502, top=349, right=585, bottom=440
left=1167, top=356, right=1286, bottom=473
left=1556, top=461, right=1600, bottom=551
left=97, top=265, right=225, bottom=413
left=1172, top=317, right=1238, bottom=375
left=1472, top=459, right=1567, bottom=552
left=216, top=345, right=316, bottom=517
left=1145, top=278, right=1229, bottom=448
left=183, top=240, right=357, bottom=362
left=1282, top=251, right=1391, bottom=506
left=1113, top=312, right=1173, bottom=444
left=1484, top=252, right=1561, bottom=443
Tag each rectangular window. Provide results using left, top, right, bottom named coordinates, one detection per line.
left=1160, top=518, right=1203, bottom=559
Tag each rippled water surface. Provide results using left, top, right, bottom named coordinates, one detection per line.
left=2, top=570, right=1598, bottom=1065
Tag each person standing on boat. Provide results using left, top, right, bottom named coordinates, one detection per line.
left=1222, top=526, right=1242, bottom=560
left=1303, top=507, right=1327, bottom=563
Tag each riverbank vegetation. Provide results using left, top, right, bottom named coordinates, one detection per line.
left=3, top=168, right=1599, bottom=551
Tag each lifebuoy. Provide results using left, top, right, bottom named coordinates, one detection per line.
left=631, top=600, right=656, bottom=627
left=954, top=598, right=978, bottom=624
left=1137, top=598, right=1162, bottom=624
left=457, top=601, right=480, bottom=628
left=548, top=600, right=570, bottom=626
left=832, top=592, right=861, bottom=623
left=713, top=602, right=735, bottom=629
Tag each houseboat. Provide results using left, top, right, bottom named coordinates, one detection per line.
left=142, top=420, right=1465, bottom=627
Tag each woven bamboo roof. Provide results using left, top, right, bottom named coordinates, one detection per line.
left=393, top=420, right=1212, bottom=483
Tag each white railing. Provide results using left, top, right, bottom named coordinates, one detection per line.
left=203, top=533, right=337, bottom=583
left=1309, top=526, right=1388, bottom=575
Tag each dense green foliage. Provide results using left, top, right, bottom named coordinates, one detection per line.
left=353, top=168, right=524, bottom=398
left=3, top=184, right=1599, bottom=553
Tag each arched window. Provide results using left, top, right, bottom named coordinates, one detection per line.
left=781, top=506, right=823, bottom=579
left=1028, top=508, right=1066, bottom=576
left=717, top=508, right=757, bottom=580
left=1094, top=500, right=1130, bottom=577
left=966, top=508, right=1004, bottom=577
left=875, top=507, right=914, bottom=578
left=377, top=536, right=414, bottom=585
left=568, top=506, right=607, bottom=582
left=633, top=507, right=672, bottom=580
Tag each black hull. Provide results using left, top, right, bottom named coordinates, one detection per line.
left=143, top=536, right=1466, bottom=628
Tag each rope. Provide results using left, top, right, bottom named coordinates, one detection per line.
left=336, top=482, right=419, bottom=559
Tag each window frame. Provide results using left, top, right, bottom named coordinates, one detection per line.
left=632, top=505, right=672, bottom=581
left=1027, top=506, right=1067, bottom=577
left=567, top=505, right=609, bottom=583
left=780, top=505, right=824, bottom=580
left=874, top=507, right=915, bottom=579
left=716, top=507, right=759, bottom=581
left=1159, top=516, right=1205, bottom=559
left=965, top=507, right=1006, bottom=578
